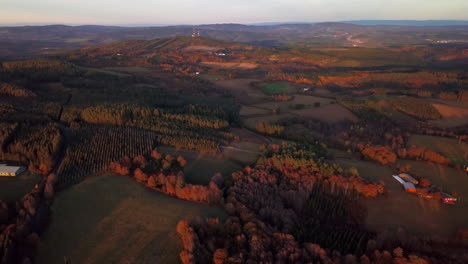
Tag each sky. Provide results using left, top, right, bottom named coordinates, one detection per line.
left=1, top=0, right=467, bottom=25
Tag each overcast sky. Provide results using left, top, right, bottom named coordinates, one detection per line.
left=1, top=0, right=467, bottom=25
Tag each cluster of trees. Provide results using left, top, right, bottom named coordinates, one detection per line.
left=108, top=149, right=223, bottom=204
left=1, top=58, right=78, bottom=83
left=359, top=144, right=451, bottom=166
left=255, top=122, right=285, bottom=136
left=257, top=143, right=385, bottom=198
left=0, top=172, right=57, bottom=264
left=361, top=145, right=398, bottom=165
left=0, top=82, right=36, bottom=97
left=390, top=98, right=442, bottom=120
left=0, top=121, right=62, bottom=175
left=79, top=104, right=234, bottom=153
left=401, top=146, right=452, bottom=166
left=81, top=104, right=230, bottom=130
left=57, top=124, right=159, bottom=187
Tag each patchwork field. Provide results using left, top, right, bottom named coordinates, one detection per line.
left=240, top=105, right=272, bottom=116
left=0, top=172, right=40, bottom=201
left=407, top=135, right=468, bottom=162
left=292, top=103, right=358, bottom=123
left=336, top=158, right=468, bottom=237
left=36, top=175, right=226, bottom=264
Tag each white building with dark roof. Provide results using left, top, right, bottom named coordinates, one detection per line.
left=0, top=164, right=26, bottom=177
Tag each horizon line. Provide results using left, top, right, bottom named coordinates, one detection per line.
left=1, top=19, right=468, bottom=28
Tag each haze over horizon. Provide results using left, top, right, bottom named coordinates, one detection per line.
left=1, top=0, right=467, bottom=26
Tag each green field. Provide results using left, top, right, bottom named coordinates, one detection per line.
left=336, top=158, right=468, bottom=237
left=36, top=175, right=225, bottom=264
left=407, top=134, right=468, bottom=163
left=0, top=172, right=40, bottom=201
left=260, top=82, right=296, bottom=94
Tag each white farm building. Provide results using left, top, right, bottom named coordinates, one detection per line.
left=0, top=164, right=26, bottom=177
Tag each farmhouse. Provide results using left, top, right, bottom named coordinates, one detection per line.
left=0, top=164, right=26, bottom=177
left=392, top=175, right=417, bottom=193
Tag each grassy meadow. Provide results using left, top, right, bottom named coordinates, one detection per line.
left=0, top=172, right=40, bottom=201
left=336, top=158, right=468, bottom=237
left=36, top=175, right=225, bottom=264
left=407, top=135, right=468, bottom=163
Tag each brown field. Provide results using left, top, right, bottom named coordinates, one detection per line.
left=336, top=158, right=468, bottom=237
left=37, top=175, right=225, bottom=264
left=230, top=128, right=270, bottom=144
left=430, top=103, right=468, bottom=127
left=215, top=78, right=268, bottom=105
left=292, top=103, right=358, bottom=123
left=407, top=135, right=468, bottom=161
left=215, top=78, right=260, bottom=91
left=183, top=45, right=222, bottom=52
left=240, top=105, right=272, bottom=116
left=313, top=87, right=332, bottom=96
left=201, top=61, right=258, bottom=69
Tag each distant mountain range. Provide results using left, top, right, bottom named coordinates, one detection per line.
left=2, top=20, right=468, bottom=27
left=250, top=20, right=468, bottom=26
left=342, top=20, right=468, bottom=26
left=0, top=22, right=467, bottom=59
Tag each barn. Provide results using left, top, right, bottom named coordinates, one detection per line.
left=398, top=173, right=419, bottom=185
left=0, top=164, right=26, bottom=177
left=392, top=175, right=417, bottom=193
